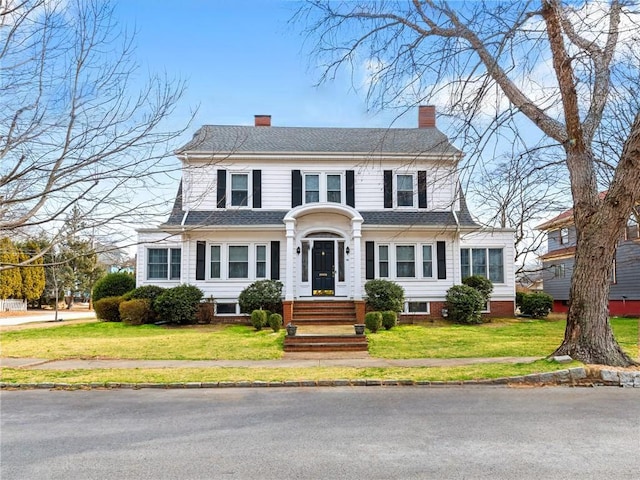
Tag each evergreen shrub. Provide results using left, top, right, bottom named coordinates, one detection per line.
left=381, top=310, right=398, bottom=330
left=268, top=313, right=283, bottom=332
left=153, top=284, right=203, bottom=325
left=94, top=296, right=125, bottom=322
left=251, top=309, right=268, bottom=331
left=364, top=279, right=405, bottom=312
left=238, top=280, right=283, bottom=314
left=365, top=311, right=383, bottom=333
left=119, top=299, right=152, bottom=325
left=462, top=275, right=494, bottom=303
left=519, top=292, right=553, bottom=318
left=445, top=285, right=484, bottom=324
left=92, top=273, right=135, bottom=303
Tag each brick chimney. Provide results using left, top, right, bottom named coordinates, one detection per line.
left=418, top=105, right=436, bottom=128
left=254, top=115, right=271, bottom=127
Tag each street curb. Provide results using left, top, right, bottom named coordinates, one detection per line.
left=1, top=367, right=639, bottom=390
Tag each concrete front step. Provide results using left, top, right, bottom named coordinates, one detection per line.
left=283, top=342, right=368, bottom=352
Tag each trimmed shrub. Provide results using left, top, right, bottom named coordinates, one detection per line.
left=381, top=310, right=398, bottom=330
left=515, top=291, right=527, bottom=309
left=119, top=299, right=152, bottom=326
left=94, top=296, right=125, bottom=322
left=251, top=309, right=268, bottom=331
left=196, top=302, right=215, bottom=324
left=445, top=284, right=484, bottom=324
left=364, top=279, right=405, bottom=313
left=462, top=275, right=493, bottom=303
left=153, top=284, right=204, bottom=325
left=238, top=280, right=283, bottom=314
left=125, top=285, right=166, bottom=321
left=92, top=273, right=135, bottom=303
left=268, top=313, right=283, bottom=332
left=365, top=311, right=383, bottom=333
left=520, top=292, right=553, bottom=318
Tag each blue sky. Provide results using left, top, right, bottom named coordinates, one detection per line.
left=113, top=0, right=421, bottom=138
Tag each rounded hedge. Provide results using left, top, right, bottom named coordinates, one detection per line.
left=153, top=284, right=203, bottom=325
left=94, top=296, right=125, bottom=322
left=268, top=313, right=283, bottom=332
left=119, top=299, right=152, bottom=326
left=381, top=310, right=397, bottom=330
left=445, top=284, right=484, bottom=324
left=520, top=292, right=553, bottom=318
left=238, top=280, right=283, bottom=314
left=364, top=279, right=405, bottom=313
left=92, top=273, right=135, bottom=303
left=365, top=311, right=383, bottom=333
left=462, top=275, right=493, bottom=303
left=251, top=309, right=268, bottom=331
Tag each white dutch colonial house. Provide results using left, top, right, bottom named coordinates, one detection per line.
left=137, top=106, right=515, bottom=323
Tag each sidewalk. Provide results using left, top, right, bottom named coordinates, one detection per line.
left=0, top=355, right=542, bottom=370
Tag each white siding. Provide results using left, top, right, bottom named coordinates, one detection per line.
left=136, top=230, right=183, bottom=288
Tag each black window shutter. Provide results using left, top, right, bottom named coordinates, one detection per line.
left=196, top=241, right=206, bottom=281
left=383, top=170, right=393, bottom=208
left=418, top=171, right=427, bottom=208
left=292, top=170, right=302, bottom=208
left=252, top=170, right=262, bottom=208
left=346, top=170, right=355, bottom=207
left=437, top=241, right=446, bottom=280
left=270, top=241, right=280, bottom=280
left=216, top=169, right=227, bottom=208
left=365, top=241, right=375, bottom=279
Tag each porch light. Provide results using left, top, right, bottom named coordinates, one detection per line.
left=345, top=246, right=350, bottom=255
left=296, top=246, right=301, bottom=255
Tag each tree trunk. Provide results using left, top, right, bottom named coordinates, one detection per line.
left=553, top=155, right=637, bottom=366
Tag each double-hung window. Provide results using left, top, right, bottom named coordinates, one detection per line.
left=231, top=173, right=248, bottom=206
left=396, top=245, right=416, bottom=277
left=422, top=245, right=433, bottom=278
left=147, top=248, right=181, bottom=280
left=378, top=245, right=389, bottom=277
left=303, top=173, right=343, bottom=204
left=256, top=245, right=267, bottom=278
left=327, top=174, right=342, bottom=203
left=460, top=248, right=504, bottom=283
left=210, top=246, right=221, bottom=278
left=396, top=174, right=414, bottom=207
left=560, top=227, right=569, bottom=245
left=305, top=174, right=320, bottom=203
left=228, top=246, right=249, bottom=278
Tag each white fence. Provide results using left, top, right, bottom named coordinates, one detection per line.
left=0, top=299, right=27, bottom=312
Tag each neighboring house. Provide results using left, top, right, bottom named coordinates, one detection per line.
left=538, top=195, right=640, bottom=316
left=137, top=106, right=515, bottom=322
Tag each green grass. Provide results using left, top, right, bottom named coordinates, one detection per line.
left=0, top=323, right=284, bottom=360
left=0, top=359, right=580, bottom=384
left=369, top=317, right=638, bottom=359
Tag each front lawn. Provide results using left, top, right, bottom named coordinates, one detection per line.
left=0, top=317, right=636, bottom=361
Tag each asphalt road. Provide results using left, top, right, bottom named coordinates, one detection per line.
left=1, top=387, right=639, bottom=480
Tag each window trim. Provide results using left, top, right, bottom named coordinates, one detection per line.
left=559, top=227, right=569, bottom=245
left=229, top=172, right=251, bottom=208
left=460, top=247, right=505, bottom=284
left=146, top=247, right=181, bottom=281
left=395, top=173, right=416, bottom=208
left=405, top=300, right=430, bottom=314
left=207, top=242, right=269, bottom=281
left=302, top=172, right=345, bottom=205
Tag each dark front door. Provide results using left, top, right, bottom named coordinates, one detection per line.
left=312, top=241, right=335, bottom=295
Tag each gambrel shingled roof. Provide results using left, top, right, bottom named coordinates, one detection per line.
left=176, top=125, right=461, bottom=156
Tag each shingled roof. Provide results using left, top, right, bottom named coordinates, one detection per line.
left=161, top=186, right=478, bottom=229
left=176, top=125, right=460, bottom=156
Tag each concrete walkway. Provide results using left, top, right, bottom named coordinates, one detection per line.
left=0, top=310, right=96, bottom=326
left=0, top=356, right=542, bottom=370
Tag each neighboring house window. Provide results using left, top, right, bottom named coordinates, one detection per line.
left=396, top=245, right=415, bottom=277
left=611, top=259, right=617, bottom=284
left=379, top=245, right=389, bottom=278
left=554, top=264, right=565, bottom=278
left=422, top=245, right=433, bottom=278
left=231, top=173, right=248, bottom=206
left=396, top=174, right=414, bottom=207
left=147, top=248, right=181, bottom=280
left=210, top=245, right=221, bottom=279
left=327, top=174, right=342, bottom=203
left=626, top=215, right=639, bottom=240
left=256, top=245, right=266, bottom=278
left=305, top=174, right=320, bottom=203
left=560, top=227, right=569, bottom=245
left=460, top=248, right=504, bottom=283
left=228, top=246, right=249, bottom=278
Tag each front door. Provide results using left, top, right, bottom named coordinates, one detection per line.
left=312, top=241, right=335, bottom=296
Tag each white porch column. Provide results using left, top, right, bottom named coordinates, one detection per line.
left=284, top=218, right=296, bottom=300
left=181, top=231, right=190, bottom=285
left=351, top=218, right=363, bottom=300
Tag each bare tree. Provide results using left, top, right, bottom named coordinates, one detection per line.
left=297, top=0, right=640, bottom=366
left=0, top=0, right=190, bottom=269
